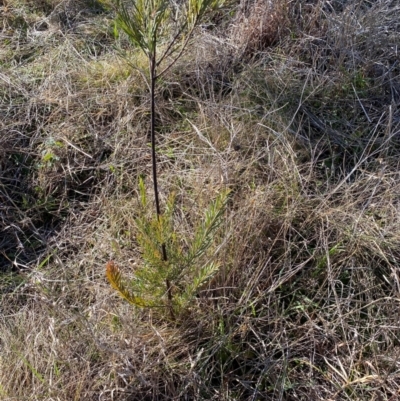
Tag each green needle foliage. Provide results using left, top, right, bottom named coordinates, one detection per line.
left=107, top=178, right=230, bottom=316
left=113, top=0, right=223, bottom=68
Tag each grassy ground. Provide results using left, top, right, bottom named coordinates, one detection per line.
left=1, top=0, right=400, bottom=399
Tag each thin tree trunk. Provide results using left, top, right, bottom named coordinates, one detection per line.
left=149, top=51, right=174, bottom=320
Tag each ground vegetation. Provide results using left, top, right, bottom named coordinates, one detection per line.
left=1, top=0, right=400, bottom=399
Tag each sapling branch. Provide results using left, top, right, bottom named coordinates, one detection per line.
left=156, top=25, right=197, bottom=78
left=156, top=22, right=189, bottom=68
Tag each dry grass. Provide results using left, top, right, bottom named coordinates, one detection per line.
left=231, top=0, right=290, bottom=58
left=1, top=0, right=400, bottom=399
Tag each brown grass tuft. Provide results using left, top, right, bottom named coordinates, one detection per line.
left=231, top=0, right=290, bottom=58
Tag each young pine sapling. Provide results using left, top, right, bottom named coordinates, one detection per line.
left=106, top=0, right=228, bottom=318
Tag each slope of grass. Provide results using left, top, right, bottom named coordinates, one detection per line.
left=1, top=0, right=400, bottom=399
